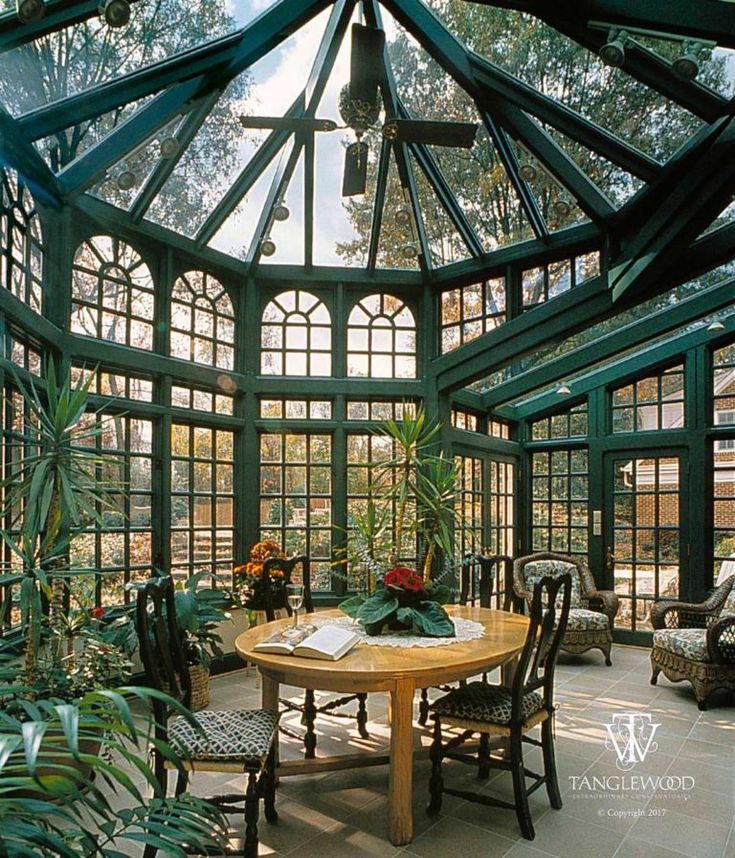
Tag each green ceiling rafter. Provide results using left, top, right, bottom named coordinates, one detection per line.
left=304, top=134, right=315, bottom=268
left=470, top=1, right=735, bottom=52
left=432, top=219, right=735, bottom=392
left=365, top=0, right=432, bottom=274
left=469, top=53, right=660, bottom=182
left=381, top=0, right=616, bottom=227
left=195, top=95, right=304, bottom=248
left=16, top=0, right=334, bottom=142
left=513, top=305, right=735, bottom=420
left=245, top=0, right=356, bottom=268
left=0, top=0, right=141, bottom=53
left=0, top=107, right=62, bottom=207
left=130, top=91, right=220, bottom=223
left=483, top=273, right=735, bottom=409
left=367, top=137, right=392, bottom=275
left=479, top=109, right=548, bottom=239
left=609, top=114, right=735, bottom=302
left=399, top=101, right=485, bottom=259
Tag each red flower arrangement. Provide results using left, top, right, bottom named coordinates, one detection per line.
left=384, top=566, right=425, bottom=593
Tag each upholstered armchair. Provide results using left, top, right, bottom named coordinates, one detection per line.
left=650, top=575, right=735, bottom=710
left=513, top=552, right=619, bottom=666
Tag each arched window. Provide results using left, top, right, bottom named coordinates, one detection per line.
left=261, top=290, right=331, bottom=376
left=347, top=293, right=416, bottom=378
left=0, top=167, right=43, bottom=312
left=170, top=271, right=234, bottom=369
left=71, top=236, right=154, bottom=350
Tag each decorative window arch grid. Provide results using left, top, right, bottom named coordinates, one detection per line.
left=70, top=236, right=155, bottom=350
left=347, top=293, right=416, bottom=378
left=0, top=168, right=43, bottom=312
left=261, top=290, right=331, bottom=376
left=170, top=270, right=235, bottom=369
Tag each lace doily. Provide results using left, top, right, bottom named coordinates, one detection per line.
left=312, top=616, right=485, bottom=648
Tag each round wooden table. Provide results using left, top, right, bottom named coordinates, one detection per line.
left=235, top=605, right=529, bottom=846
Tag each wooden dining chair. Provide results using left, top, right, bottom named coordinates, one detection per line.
left=261, top=555, right=369, bottom=758
left=426, top=573, right=572, bottom=840
left=417, top=554, right=516, bottom=727
left=136, top=576, right=279, bottom=858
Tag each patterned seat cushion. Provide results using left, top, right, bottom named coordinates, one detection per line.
left=719, top=584, right=735, bottom=619
left=652, top=628, right=709, bottom=663
left=523, top=560, right=582, bottom=608
left=168, top=709, right=279, bottom=762
left=431, top=682, right=544, bottom=725
left=566, top=607, right=610, bottom=631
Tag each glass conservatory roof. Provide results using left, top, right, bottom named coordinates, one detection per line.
left=1, top=0, right=734, bottom=277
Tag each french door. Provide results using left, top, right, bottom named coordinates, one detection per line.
left=604, top=451, right=688, bottom=641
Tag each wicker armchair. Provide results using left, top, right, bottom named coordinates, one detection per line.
left=650, top=575, right=735, bottom=710
left=513, top=552, right=619, bottom=666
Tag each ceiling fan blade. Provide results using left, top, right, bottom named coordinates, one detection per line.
left=383, top=119, right=478, bottom=148
left=239, top=116, right=337, bottom=133
left=342, top=141, right=370, bottom=196
left=350, top=23, right=385, bottom=105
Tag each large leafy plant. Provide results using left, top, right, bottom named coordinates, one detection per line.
left=172, top=572, right=231, bottom=670
left=0, top=685, right=230, bottom=857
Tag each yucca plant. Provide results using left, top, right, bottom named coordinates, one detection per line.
left=415, top=454, right=460, bottom=581
left=0, top=686, right=229, bottom=856
left=0, top=361, right=120, bottom=688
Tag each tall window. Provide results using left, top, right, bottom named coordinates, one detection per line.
left=714, top=447, right=735, bottom=585
left=261, top=290, right=331, bottom=376
left=455, top=455, right=484, bottom=562
left=71, top=415, right=154, bottom=606
left=489, top=459, right=515, bottom=556
left=714, top=343, right=735, bottom=449
left=0, top=167, right=43, bottom=311
left=612, top=364, right=685, bottom=432
left=170, top=424, right=235, bottom=583
left=170, top=270, right=235, bottom=369
left=531, top=449, right=588, bottom=556
left=259, top=433, right=332, bottom=590
left=70, top=236, right=155, bottom=350
left=347, top=294, right=416, bottom=378
left=440, top=278, right=505, bottom=353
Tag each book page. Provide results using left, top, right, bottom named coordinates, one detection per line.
left=293, top=625, right=359, bottom=659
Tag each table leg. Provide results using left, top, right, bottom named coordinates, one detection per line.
left=388, top=679, right=414, bottom=846
left=261, top=671, right=279, bottom=711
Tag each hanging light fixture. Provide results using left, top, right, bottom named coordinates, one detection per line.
left=600, top=29, right=628, bottom=67
left=115, top=167, right=137, bottom=191
left=99, top=0, right=130, bottom=27
left=519, top=159, right=538, bottom=183
left=260, top=237, right=276, bottom=257
left=159, top=136, right=180, bottom=158
left=707, top=320, right=726, bottom=334
left=556, top=384, right=572, bottom=396
left=16, top=0, right=45, bottom=23
left=273, top=203, right=290, bottom=222
left=395, top=203, right=412, bottom=225
left=552, top=196, right=573, bottom=218
left=673, top=42, right=703, bottom=81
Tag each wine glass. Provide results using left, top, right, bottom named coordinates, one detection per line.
left=286, top=583, right=304, bottom=630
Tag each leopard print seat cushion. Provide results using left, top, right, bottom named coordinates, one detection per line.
left=431, top=681, right=544, bottom=725
left=168, top=708, right=279, bottom=762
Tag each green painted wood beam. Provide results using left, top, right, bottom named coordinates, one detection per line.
left=195, top=95, right=304, bottom=248
left=0, top=107, right=62, bottom=207
left=470, top=53, right=659, bottom=181
left=432, top=220, right=735, bottom=392
left=469, top=0, right=735, bottom=51
left=129, top=91, right=219, bottom=223
left=0, top=0, right=140, bottom=52
left=514, top=310, right=735, bottom=419
left=609, top=115, right=735, bottom=302
left=483, top=273, right=735, bottom=408
left=367, top=137, right=391, bottom=275
left=16, top=0, right=334, bottom=142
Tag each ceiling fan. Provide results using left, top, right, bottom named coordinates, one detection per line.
left=239, top=23, right=478, bottom=197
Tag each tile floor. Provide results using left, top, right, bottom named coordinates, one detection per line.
left=132, top=646, right=735, bottom=857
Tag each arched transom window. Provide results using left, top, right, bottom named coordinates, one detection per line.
left=71, top=236, right=154, bottom=350
left=261, top=290, right=331, bottom=376
left=170, top=270, right=234, bottom=369
left=347, top=293, right=416, bottom=378
left=0, top=167, right=43, bottom=312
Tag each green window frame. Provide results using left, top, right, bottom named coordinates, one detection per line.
left=440, top=277, right=505, bottom=354
left=261, top=290, right=331, bottom=377
left=611, top=364, right=685, bottom=433
left=170, top=270, right=235, bottom=369
left=0, top=167, right=43, bottom=313
left=489, top=458, right=515, bottom=556
left=531, top=449, right=588, bottom=556
left=347, top=293, right=416, bottom=379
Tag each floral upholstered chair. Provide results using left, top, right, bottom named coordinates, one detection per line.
left=651, top=575, right=735, bottom=710
left=513, top=552, right=619, bottom=666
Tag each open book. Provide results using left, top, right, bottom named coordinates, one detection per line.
left=253, top=624, right=360, bottom=661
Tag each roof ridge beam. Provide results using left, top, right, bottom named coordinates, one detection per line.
left=17, top=0, right=333, bottom=142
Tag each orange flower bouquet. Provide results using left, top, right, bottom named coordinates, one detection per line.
left=233, top=540, right=287, bottom=610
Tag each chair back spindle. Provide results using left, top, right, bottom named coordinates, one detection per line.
left=261, top=555, right=313, bottom=622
